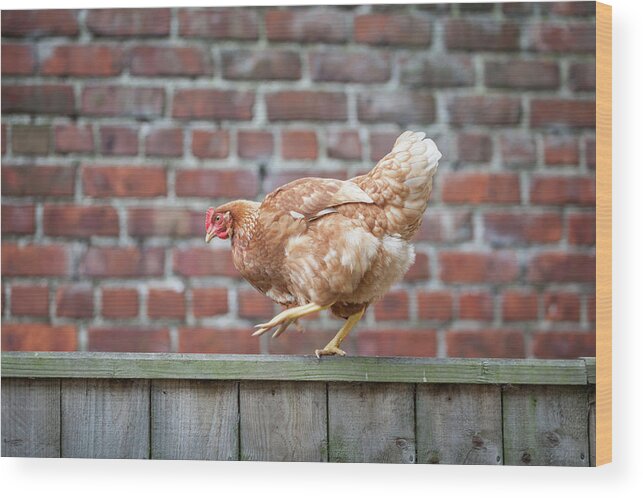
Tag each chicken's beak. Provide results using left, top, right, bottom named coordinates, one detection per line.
left=205, top=230, right=216, bottom=243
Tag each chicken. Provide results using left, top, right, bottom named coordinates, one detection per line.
left=205, top=130, right=441, bottom=357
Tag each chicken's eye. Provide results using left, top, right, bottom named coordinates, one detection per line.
left=215, top=215, right=221, bottom=222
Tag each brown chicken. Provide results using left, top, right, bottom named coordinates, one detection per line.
left=205, top=130, right=441, bottom=357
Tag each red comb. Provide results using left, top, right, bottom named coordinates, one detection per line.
left=205, top=207, right=215, bottom=230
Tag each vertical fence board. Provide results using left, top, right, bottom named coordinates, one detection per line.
left=151, top=380, right=238, bottom=460
left=1, top=378, right=60, bottom=457
left=502, top=385, right=589, bottom=466
left=240, top=381, right=327, bottom=462
left=589, top=386, right=596, bottom=466
left=328, top=382, right=415, bottom=463
left=61, top=379, right=150, bottom=459
left=416, top=384, right=502, bottom=465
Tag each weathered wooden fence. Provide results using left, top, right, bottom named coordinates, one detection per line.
left=1, top=353, right=596, bottom=466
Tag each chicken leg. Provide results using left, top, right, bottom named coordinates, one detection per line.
left=315, top=307, right=365, bottom=358
left=252, top=302, right=331, bottom=337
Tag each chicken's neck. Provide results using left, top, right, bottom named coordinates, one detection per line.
left=223, top=200, right=260, bottom=248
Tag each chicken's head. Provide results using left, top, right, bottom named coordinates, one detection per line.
left=205, top=207, right=232, bottom=242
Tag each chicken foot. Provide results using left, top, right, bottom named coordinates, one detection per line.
left=315, top=307, right=365, bottom=358
left=252, top=302, right=331, bottom=337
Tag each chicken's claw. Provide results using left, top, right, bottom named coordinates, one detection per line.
left=314, top=346, right=346, bottom=358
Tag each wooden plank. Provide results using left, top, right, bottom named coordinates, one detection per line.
left=239, top=381, right=326, bottom=462
left=416, top=384, right=502, bottom=465
left=328, top=382, right=415, bottom=463
left=2, top=352, right=592, bottom=386
left=502, top=385, right=590, bottom=467
left=151, top=380, right=238, bottom=461
left=1, top=378, right=60, bottom=457
left=589, top=386, right=596, bottom=467
left=596, top=1, right=613, bottom=467
left=582, top=357, right=596, bottom=384
left=61, top=379, right=149, bottom=459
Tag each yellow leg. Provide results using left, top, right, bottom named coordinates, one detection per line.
left=252, top=302, right=331, bottom=337
left=315, top=307, right=365, bottom=358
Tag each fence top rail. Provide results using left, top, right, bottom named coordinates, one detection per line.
left=1, top=353, right=595, bottom=385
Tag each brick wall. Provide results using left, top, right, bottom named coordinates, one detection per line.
left=1, top=3, right=596, bottom=358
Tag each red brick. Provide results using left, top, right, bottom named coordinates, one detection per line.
left=587, top=295, right=596, bottom=322
left=528, top=23, right=595, bottom=53
left=485, top=60, right=560, bottom=89
left=355, top=13, right=431, bottom=46
left=446, top=330, right=525, bottom=358
left=145, top=128, right=183, bottom=157
left=502, top=3, right=534, bottom=16
left=445, top=19, right=520, bottom=51
left=327, top=130, right=361, bottom=160
left=2, top=324, right=77, bottom=352
left=311, top=50, right=391, bottom=83
left=266, top=91, right=347, bottom=121
left=223, top=49, right=301, bottom=80
left=1, top=10, right=78, bottom=37
left=102, top=288, right=139, bottom=319
left=532, top=332, right=595, bottom=359
left=417, top=291, right=453, bottom=321
left=404, top=253, right=430, bottom=282
left=499, top=133, right=537, bottom=167
left=2, top=43, right=35, bottom=75
left=527, top=252, right=595, bottom=283
left=2, top=204, right=35, bottom=235
left=237, top=130, right=273, bottom=160
left=269, top=329, right=359, bottom=356
left=179, top=8, right=259, bottom=40
left=357, top=330, right=437, bottom=357
left=56, top=284, right=93, bottom=319
left=82, top=166, right=166, bottom=198
left=41, top=45, right=123, bottom=77
left=238, top=289, right=275, bottom=320
left=374, top=290, right=409, bottom=321
left=192, top=288, right=229, bottom=318
left=2, top=166, right=75, bottom=197
left=80, top=247, right=164, bottom=278
left=82, top=85, right=164, bottom=118
left=369, top=132, right=399, bottom=162
left=43, top=205, right=119, bottom=237
left=2, top=84, right=75, bottom=115
left=400, top=54, right=474, bottom=87
left=263, top=170, right=347, bottom=193
left=178, top=328, right=260, bottom=354
left=416, top=210, right=473, bottom=244
left=459, top=292, right=494, bottom=321
left=88, top=327, right=170, bottom=353
left=87, top=9, right=170, bottom=36
left=358, top=91, right=435, bottom=124
left=12, top=125, right=50, bottom=156
left=129, top=46, right=212, bottom=77
left=282, top=131, right=318, bottom=160
left=585, top=138, right=596, bottom=170
left=545, top=2, right=596, bottom=16
left=569, top=62, right=596, bottom=91
left=440, top=251, right=519, bottom=284
left=502, top=290, right=538, bottom=321
left=530, top=99, right=595, bottom=128
left=173, top=89, right=254, bottom=120
left=457, top=133, right=492, bottom=163
left=99, top=126, right=138, bottom=156
left=148, top=289, right=185, bottom=320
left=176, top=169, right=258, bottom=198
left=484, top=212, right=563, bottom=246
left=568, top=212, right=596, bottom=245
left=460, top=3, right=496, bottom=13
left=54, top=124, right=94, bottom=154
left=544, top=135, right=580, bottom=165
left=266, top=8, right=349, bottom=43
left=530, top=176, right=595, bottom=205
left=2, top=244, right=69, bottom=277
left=128, top=208, right=201, bottom=238
left=543, top=292, right=581, bottom=322
left=192, top=130, right=230, bottom=159
left=442, top=172, right=521, bottom=204
left=173, top=248, right=239, bottom=278
left=11, top=285, right=49, bottom=317
left=448, top=96, right=521, bottom=126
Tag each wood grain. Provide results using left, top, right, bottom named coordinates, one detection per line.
left=61, top=379, right=150, bottom=459
left=502, top=385, right=590, bottom=467
left=416, top=384, right=502, bottom=465
left=151, top=380, right=238, bottom=460
left=328, top=382, right=415, bottom=463
left=1, top=378, right=60, bottom=457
